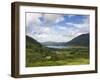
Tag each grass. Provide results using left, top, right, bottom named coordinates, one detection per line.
left=26, top=47, right=89, bottom=67
left=27, top=58, right=89, bottom=67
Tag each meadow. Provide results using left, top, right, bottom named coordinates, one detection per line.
left=26, top=47, right=89, bottom=67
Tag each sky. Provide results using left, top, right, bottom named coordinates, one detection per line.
left=26, top=12, right=89, bottom=42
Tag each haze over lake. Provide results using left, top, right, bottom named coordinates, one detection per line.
left=46, top=45, right=67, bottom=49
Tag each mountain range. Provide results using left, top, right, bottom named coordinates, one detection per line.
left=26, top=33, right=89, bottom=67
left=42, top=33, right=89, bottom=47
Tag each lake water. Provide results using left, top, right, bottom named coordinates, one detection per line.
left=46, top=46, right=67, bottom=49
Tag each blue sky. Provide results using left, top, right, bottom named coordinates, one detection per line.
left=26, top=13, right=89, bottom=42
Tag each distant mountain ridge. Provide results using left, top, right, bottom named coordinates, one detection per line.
left=42, top=33, right=89, bottom=47
left=42, top=41, right=66, bottom=46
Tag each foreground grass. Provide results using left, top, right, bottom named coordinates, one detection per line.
left=26, top=58, right=89, bottom=67
left=26, top=47, right=89, bottom=67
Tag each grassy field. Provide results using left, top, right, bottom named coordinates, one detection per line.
left=26, top=47, right=89, bottom=67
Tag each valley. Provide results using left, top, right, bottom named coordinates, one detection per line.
left=26, top=34, right=89, bottom=67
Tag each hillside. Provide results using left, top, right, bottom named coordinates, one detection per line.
left=26, top=35, right=89, bottom=67
left=26, top=35, right=56, bottom=67
left=26, top=35, right=42, bottom=48
left=66, top=33, right=89, bottom=47
left=42, top=33, right=89, bottom=47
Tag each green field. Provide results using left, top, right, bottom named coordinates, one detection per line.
left=26, top=47, right=89, bottom=67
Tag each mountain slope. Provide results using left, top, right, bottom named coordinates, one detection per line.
left=26, top=35, right=42, bottom=48
left=26, top=35, right=57, bottom=67
left=26, top=35, right=89, bottom=67
left=66, top=33, right=89, bottom=47
left=42, top=33, right=89, bottom=47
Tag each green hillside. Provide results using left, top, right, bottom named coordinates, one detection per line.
left=42, top=33, right=89, bottom=47
left=66, top=33, right=89, bottom=47
left=26, top=35, right=42, bottom=48
left=26, top=36, right=57, bottom=67
left=26, top=35, right=89, bottom=67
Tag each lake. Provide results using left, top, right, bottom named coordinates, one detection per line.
left=46, top=46, right=67, bottom=49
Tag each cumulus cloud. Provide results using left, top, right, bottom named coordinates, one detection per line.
left=26, top=13, right=42, bottom=27
left=55, top=16, right=64, bottom=23
left=26, top=13, right=89, bottom=42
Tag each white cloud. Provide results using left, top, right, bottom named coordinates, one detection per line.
left=65, top=17, right=89, bottom=36
left=43, top=27, right=50, bottom=32
left=26, top=13, right=42, bottom=27
left=43, top=14, right=62, bottom=22
left=26, top=25, right=75, bottom=42
left=66, top=22, right=73, bottom=25
left=67, top=15, right=75, bottom=18
left=37, top=34, right=48, bottom=38
left=26, top=13, right=89, bottom=42
left=55, top=17, right=64, bottom=23
left=26, top=21, right=89, bottom=42
left=33, top=32, right=72, bottom=42
left=58, top=26, right=67, bottom=30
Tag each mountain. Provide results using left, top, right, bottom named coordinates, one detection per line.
left=42, top=41, right=66, bottom=46
left=26, top=35, right=42, bottom=48
left=42, top=33, right=89, bottom=47
left=66, top=33, right=89, bottom=47
left=26, top=35, right=56, bottom=66
left=26, top=35, right=89, bottom=67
